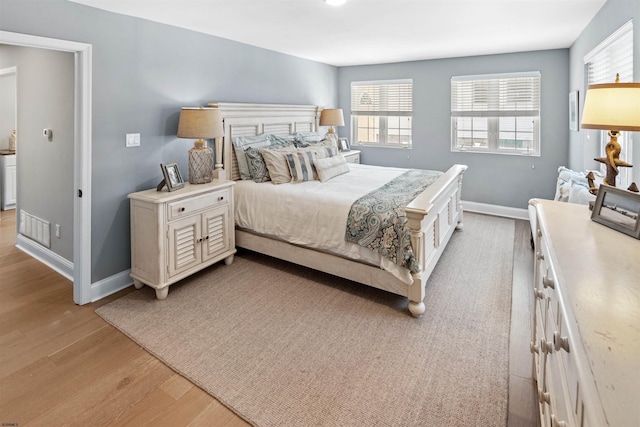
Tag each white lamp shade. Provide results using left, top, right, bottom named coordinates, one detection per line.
left=581, top=83, right=640, bottom=132
left=320, top=108, right=345, bottom=127
left=177, top=107, right=224, bottom=139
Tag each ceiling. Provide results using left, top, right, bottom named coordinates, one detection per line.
left=69, top=0, right=607, bottom=67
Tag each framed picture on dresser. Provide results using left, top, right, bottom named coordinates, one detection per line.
left=591, top=185, right=640, bottom=239
left=160, top=162, right=185, bottom=192
left=338, top=137, right=350, bottom=152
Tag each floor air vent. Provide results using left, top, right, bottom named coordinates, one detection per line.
left=19, top=210, right=51, bottom=248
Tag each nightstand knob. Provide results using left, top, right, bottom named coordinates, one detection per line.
left=537, top=229, right=542, bottom=238
left=179, top=207, right=185, bottom=212
left=541, top=339, right=554, bottom=354
left=534, top=289, right=545, bottom=299
left=218, top=196, right=224, bottom=201
left=536, top=251, right=544, bottom=260
left=543, top=274, right=555, bottom=289
left=205, top=235, right=209, bottom=240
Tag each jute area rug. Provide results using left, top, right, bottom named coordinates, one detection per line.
left=97, top=212, right=515, bottom=426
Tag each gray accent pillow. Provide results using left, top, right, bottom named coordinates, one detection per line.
left=232, top=134, right=271, bottom=180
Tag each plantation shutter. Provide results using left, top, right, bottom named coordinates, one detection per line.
left=451, top=72, right=541, bottom=118
left=351, top=80, right=413, bottom=117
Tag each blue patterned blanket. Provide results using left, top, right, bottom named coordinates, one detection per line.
left=345, top=169, right=443, bottom=273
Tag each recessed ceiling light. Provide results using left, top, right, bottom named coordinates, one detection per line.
left=325, top=0, right=347, bottom=6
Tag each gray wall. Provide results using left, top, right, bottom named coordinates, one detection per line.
left=569, top=0, right=640, bottom=184
left=1, top=0, right=338, bottom=283
left=338, top=49, right=570, bottom=209
left=0, top=46, right=75, bottom=262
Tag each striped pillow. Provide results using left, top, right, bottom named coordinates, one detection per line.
left=286, top=151, right=317, bottom=182
left=314, top=155, right=350, bottom=182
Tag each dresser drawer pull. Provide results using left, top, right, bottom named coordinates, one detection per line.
left=530, top=341, right=539, bottom=354
left=541, top=339, right=554, bottom=354
left=534, top=289, right=545, bottom=300
left=553, top=332, right=570, bottom=353
left=179, top=207, right=186, bottom=212
left=543, top=274, right=555, bottom=289
left=538, top=388, right=550, bottom=404
left=536, top=251, right=545, bottom=260
left=537, top=229, right=542, bottom=238
left=551, top=415, right=567, bottom=427
left=218, top=196, right=224, bottom=201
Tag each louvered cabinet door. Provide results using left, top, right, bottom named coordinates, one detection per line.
left=201, top=205, right=231, bottom=262
left=167, top=214, right=202, bottom=278
left=129, top=180, right=236, bottom=300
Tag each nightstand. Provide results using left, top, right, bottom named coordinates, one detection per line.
left=128, top=180, right=236, bottom=299
left=341, top=150, right=361, bottom=164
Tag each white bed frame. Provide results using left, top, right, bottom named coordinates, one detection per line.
left=208, top=102, right=467, bottom=317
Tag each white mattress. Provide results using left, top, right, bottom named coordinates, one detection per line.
left=234, top=163, right=414, bottom=285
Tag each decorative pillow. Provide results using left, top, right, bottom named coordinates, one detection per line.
left=268, top=134, right=296, bottom=146
left=314, top=155, right=350, bottom=182
left=261, top=146, right=297, bottom=185
left=243, top=138, right=296, bottom=183
left=294, top=131, right=323, bottom=147
left=297, top=141, right=338, bottom=160
left=554, top=166, right=604, bottom=202
left=245, top=146, right=271, bottom=183
left=286, top=151, right=317, bottom=182
left=232, top=134, right=271, bottom=180
left=567, top=179, right=597, bottom=205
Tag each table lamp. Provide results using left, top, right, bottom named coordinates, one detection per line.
left=177, top=107, right=223, bottom=184
left=320, top=108, right=345, bottom=142
left=581, top=74, right=640, bottom=188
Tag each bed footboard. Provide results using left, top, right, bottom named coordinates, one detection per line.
left=405, top=164, right=467, bottom=316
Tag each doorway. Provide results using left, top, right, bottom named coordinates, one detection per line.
left=0, top=31, right=92, bottom=304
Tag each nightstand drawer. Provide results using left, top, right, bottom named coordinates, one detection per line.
left=168, top=188, right=229, bottom=220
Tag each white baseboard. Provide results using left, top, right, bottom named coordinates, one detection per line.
left=462, top=200, right=529, bottom=220
left=15, top=234, right=74, bottom=281
left=90, top=269, right=133, bottom=302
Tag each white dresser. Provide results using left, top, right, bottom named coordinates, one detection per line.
left=529, top=199, right=639, bottom=427
left=128, top=180, right=236, bottom=299
left=0, top=152, right=16, bottom=210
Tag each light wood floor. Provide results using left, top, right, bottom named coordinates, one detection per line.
left=0, top=209, right=538, bottom=426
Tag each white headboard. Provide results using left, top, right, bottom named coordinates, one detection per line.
left=207, top=102, right=321, bottom=181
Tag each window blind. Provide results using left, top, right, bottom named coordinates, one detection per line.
left=451, top=72, right=540, bottom=118
left=584, top=20, right=633, bottom=84
left=351, top=80, right=413, bottom=116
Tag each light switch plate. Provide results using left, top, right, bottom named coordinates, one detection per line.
left=126, top=133, right=140, bottom=147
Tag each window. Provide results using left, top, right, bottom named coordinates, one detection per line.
left=451, top=72, right=541, bottom=156
left=584, top=20, right=633, bottom=187
left=351, top=79, right=412, bottom=148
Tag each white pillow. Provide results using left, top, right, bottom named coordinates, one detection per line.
left=567, top=179, right=597, bottom=205
left=314, top=155, right=350, bottom=182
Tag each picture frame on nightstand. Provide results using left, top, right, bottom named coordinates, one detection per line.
left=591, top=185, right=640, bottom=239
left=338, top=137, right=350, bottom=152
left=158, top=162, right=185, bottom=192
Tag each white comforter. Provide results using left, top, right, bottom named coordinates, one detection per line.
left=234, top=163, right=414, bottom=285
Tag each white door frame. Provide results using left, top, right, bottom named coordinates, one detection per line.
left=0, top=31, right=92, bottom=304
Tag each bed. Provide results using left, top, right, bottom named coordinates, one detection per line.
left=207, top=102, right=467, bottom=317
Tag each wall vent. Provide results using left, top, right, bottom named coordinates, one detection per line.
left=19, top=210, right=51, bottom=248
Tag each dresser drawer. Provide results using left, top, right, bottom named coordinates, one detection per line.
left=168, top=188, right=229, bottom=220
